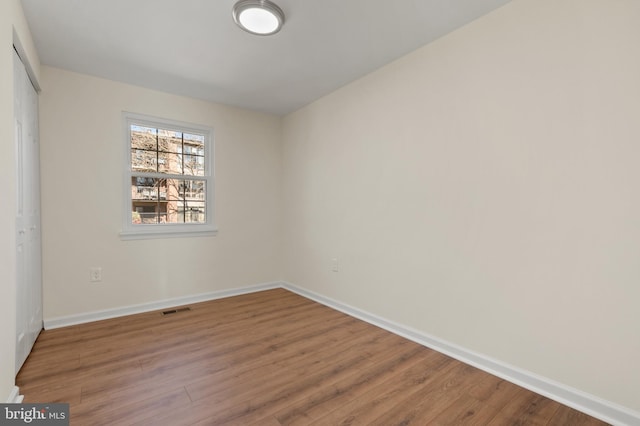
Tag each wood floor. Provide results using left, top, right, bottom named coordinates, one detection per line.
left=17, top=288, right=607, bottom=425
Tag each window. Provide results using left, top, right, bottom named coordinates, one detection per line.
left=120, top=113, right=216, bottom=239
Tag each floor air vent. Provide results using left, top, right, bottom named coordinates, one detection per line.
left=161, top=307, right=192, bottom=316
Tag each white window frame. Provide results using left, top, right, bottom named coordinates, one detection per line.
left=120, top=112, right=217, bottom=240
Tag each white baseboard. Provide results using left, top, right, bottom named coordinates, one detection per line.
left=43, top=281, right=281, bottom=330
left=6, top=386, right=23, bottom=403
left=281, top=282, right=640, bottom=426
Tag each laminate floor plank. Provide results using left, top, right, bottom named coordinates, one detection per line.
left=308, top=355, right=463, bottom=425
left=273, top=341, right=430, bottom=425
left=182, top=319, right=380, bottom=403
left=549, top=405, right=610, bottom=426
left=183, top=329, right=400, bottom=424
left=487, top=391, right=562, bottom=426
left=16, top=288, right=609, bottom=426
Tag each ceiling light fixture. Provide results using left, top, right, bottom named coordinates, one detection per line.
left=232, top=0, right=285, bottom=36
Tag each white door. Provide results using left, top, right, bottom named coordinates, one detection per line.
left=14, top=48, right=43, bottom=374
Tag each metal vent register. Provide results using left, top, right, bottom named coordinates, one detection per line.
left=161, top=307, right=192, bottom=316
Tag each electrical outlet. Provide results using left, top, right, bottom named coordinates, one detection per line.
left=331, top=257, right=339, bottom=272
left=90, top=267, right=102, bottom=282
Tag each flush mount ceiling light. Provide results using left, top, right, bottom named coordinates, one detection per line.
left=233, top=0, right=285, bottom=36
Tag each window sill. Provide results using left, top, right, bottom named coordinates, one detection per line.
left=119, top=225, right=218, bottom=241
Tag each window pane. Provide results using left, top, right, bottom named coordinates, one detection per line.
left=165, top=200, right=184, bottom=224
left=131, top=150, right=157, bottom=172
left=158, top=152, right=182, bottom=174
left=183, top=154, right=205, bottom=176
left=132, top=203, right=162, bottom=224
left=185, top=201, right=206, bottom=223
left=158, top=130, right=182, bottom=153
left=162, top=199, right=206, bottom=224
left=131, top=126, right=157, bottom=150
left=182, top=179, right=205, bottom=200
left=132, top=177, right=178, bottom=201
left=164, top=179, right=184, bottom=201
left=185, top=133, right=204, bottom=150
left=131, top=177, right=159, bottom=201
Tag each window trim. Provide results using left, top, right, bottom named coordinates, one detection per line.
left=119, top=112, right=217, bottom=240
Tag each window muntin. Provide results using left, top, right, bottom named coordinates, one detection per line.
left=122, top=113, right=215, bottom=239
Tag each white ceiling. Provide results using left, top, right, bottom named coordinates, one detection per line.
left=21, top=0, right=512, bottom=116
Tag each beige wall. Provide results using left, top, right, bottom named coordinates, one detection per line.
left=1, top=0, right=41, bottom=402
left=39, top=67, right=282, bottom=319
left=282, top=0, right=640, bottom=412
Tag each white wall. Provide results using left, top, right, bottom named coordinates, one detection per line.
left=282, top=0, right=640, bottom=413
left=39, top=67, right=282, bottom=320
left=1, top=0, right=41, bottom=402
